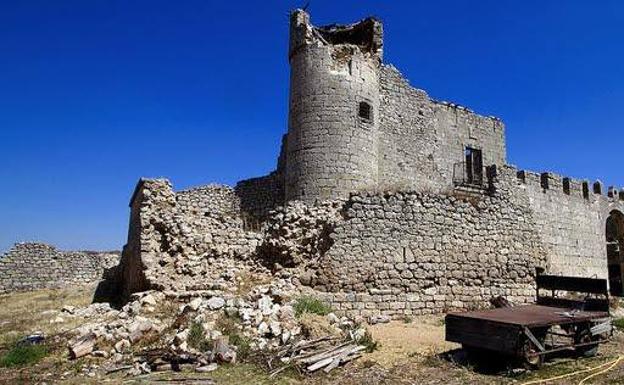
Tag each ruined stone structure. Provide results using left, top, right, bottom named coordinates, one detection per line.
left=117, top=10, right=624, bottom=317
left=0, top=242, right=120, bottom=294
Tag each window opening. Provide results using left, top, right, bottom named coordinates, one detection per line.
left=358, top=101, right=372, bottom=121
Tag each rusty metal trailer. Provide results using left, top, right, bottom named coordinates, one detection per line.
left=445, top=275, right=613, bottom=367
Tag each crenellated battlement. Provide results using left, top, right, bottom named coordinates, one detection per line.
left=514, top=167, right=623, bottom=203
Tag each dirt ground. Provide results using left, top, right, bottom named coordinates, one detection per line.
left=0, top=286, right=623, bottom=385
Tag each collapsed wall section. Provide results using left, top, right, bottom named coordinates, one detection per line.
left=0, top=242, right=119, bottom=294
left=119, top=179, right=262, bottom=300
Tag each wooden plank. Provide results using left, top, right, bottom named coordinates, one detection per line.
left=307, top=357, right=334, bottom=372
left=298, top=343, right=353, bottom=364
left=447, top=305, right=609, bottom=328
left=69, top=333, right=96, bottom=359
left=523, top=327, right=545, bottom=352
left=536, top=275, right=608, bottom=295
left=323, top=346, right=365, bottom=373
left=536, top=296, right=609, bottom=312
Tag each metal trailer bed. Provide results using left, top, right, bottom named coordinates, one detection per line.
left=445, top=275, right=613, bottom=367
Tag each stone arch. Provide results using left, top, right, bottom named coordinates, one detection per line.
left=606, top=209, right=624, bottom=296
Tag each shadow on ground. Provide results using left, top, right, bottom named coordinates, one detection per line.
left=440, top=347, right=582, bottom=377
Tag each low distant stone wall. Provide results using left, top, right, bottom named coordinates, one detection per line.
left=0, top=242, right=120, bottom=294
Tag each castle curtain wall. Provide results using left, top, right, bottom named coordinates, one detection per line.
left=519, top=171, right=624, bottom=280
left=310, top=166, right=548, bottom=317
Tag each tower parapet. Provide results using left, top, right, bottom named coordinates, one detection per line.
left=285, top=10, right=383, bottom=202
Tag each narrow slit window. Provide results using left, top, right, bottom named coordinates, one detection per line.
left=358, top=101, right=372, bottom=121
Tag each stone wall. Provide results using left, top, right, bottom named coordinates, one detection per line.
left=377, top=65, right=439, bottom=191
left=378, top=65, right=506, bottom=193
left=302, top=166, right=548, bottom=318
left=119, top=168, right=623, bottom=315
left=235, top=171, right=284, bottom=225
left=0, top=242, right=119, bottom=294
left=119, top=178, right=262, bottom=300
left=176, top=184, right=240, bottom=218
left=518, top=170, right=624, bottom=279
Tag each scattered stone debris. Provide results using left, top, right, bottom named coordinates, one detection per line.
left=258, top=200, right=343, bottom=267
left=53, top=273, right=374, bottom=379
left=69, top=333, right=96, bottom=359
left=368, top=315, right=391, bottom=325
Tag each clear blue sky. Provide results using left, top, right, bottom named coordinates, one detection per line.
left=1, top=1, right=623, bottom=252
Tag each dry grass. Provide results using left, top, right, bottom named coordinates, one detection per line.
left=0, top=284, right=95, bottom=347
left=0, top=285, right=102, bottom=384
left=366, top=315, right=456, bottom=367
left=298, top=313, right=340, bottom=339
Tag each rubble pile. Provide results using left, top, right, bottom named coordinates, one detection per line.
left=59, top=274, right=371, bottom=379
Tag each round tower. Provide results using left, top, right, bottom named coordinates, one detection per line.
left=285, top=10, right=383, bottom=202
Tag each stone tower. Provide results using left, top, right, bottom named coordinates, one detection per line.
left=285, top=10, right=384, bottom=202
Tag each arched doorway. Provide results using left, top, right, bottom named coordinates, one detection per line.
left=606, top=210, right=624, bottom=296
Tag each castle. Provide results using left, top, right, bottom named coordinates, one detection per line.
left=117, top=10, right=624, bottom=317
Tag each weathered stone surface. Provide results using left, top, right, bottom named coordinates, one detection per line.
left=206, top=297, right=226, bottom=310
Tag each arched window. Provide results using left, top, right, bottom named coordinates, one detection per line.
left=606, top=210, right=624, bottom=296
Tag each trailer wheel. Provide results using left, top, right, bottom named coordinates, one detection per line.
left=575, top=329, right=599, bottom=358
left=521, top=339, right=543, bottom=369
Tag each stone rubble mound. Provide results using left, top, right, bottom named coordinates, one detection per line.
left=59, top=274, right=370, bottom=379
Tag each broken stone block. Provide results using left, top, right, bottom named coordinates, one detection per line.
left=206, top=297, right=225, bottom=310
left=368, top=314, right=391, bottom=325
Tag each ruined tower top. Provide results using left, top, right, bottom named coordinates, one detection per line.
left=289, top=9, right=383, bottom=62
